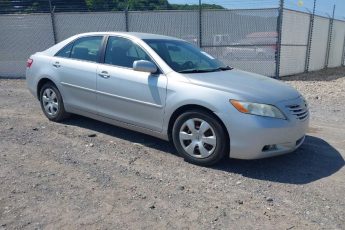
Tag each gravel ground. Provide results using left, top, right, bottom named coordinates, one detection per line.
left=0, top=67, right=344, bottom=229
left=284, top=67, right=345, bottom=123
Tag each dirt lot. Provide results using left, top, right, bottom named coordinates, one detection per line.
left=0, top=67, right=344, bottom=229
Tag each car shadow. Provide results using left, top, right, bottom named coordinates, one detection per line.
left=62, top=116, right=344, bottom=185
left=62, top=115, right=177, bottom=155
left=213, top=135, right=344, bottom=184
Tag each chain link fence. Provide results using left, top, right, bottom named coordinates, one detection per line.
left=0, top=14, right=55, bottom=77
left=280, top=9, right=309, bottom=76
left=201, top=9, right=278, bottom=77
left=128, top=10, right=200, bottom=46
left=55, top=12, right=126, bottom=42
left=328, top=20, right=345, bottom=68
left=280, top=9, right=345, bottom=75
left=1, top=7, right=345, bottom=78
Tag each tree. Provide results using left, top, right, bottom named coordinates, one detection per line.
left=0, top=0, right=224, bottom=14
left=170, top=3, right=224, bottom=10
left=85, top=0, right=113, bottom=11
left=53, top=0, right=88, bottom=12
left=85, top=0, right=170, bottom=11
left=0, top=0, right=15, bottom=13
left=127, top=0, right=169, bottom=10
left=0, top=0, right=89, bottom=13
left=84, top=0, right=224, bottom=11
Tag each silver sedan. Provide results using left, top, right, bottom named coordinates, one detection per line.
left=26, top=32, right=309, bottom=166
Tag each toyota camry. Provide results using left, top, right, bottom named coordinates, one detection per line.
left=26, top=32, right=309, bottom=166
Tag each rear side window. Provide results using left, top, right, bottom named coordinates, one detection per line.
left=55, top=42, right=73, bottom=58
left=55, top=36, right=103, bottom=62
left=70, top=36, right=103, bottom=62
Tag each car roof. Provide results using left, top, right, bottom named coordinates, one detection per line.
left=76, top=32, right=183, bottom=41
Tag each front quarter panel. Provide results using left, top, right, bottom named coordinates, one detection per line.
left=162, top=72, right=309, bottom=160
left=162, top=72, right=239, bottom=135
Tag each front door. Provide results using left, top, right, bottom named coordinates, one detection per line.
left=96, top=36, right=167, bottom=132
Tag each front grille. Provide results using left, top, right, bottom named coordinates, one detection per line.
left=286, top=101, right=309, bottom=121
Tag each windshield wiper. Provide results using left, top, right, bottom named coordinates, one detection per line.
left=216, top=66, right=233, bottom=71
left=177, top=66, right=233, bottom=74
left=177, top=69, right=213, bottom=73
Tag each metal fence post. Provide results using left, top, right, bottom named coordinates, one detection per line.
left=304, top=0, right=316, bottom=72
left=125, top=7, right=129, bottom=32
left=198, top=0, right=202, bottom=48
left=342, top=35, right=345, bottom=66
left=275, top=0, right=284, bottom=78
left=325, top=5, right=335, bottom=68
left=49, top=0, right=57, bottom=44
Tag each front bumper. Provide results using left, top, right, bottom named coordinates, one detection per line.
left=216, top=97, right=309, bottom=160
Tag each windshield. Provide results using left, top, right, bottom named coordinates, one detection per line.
left=143, top=39, right=231, bottom=73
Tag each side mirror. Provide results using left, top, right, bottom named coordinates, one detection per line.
left=133, top=60, right=157, bottom=73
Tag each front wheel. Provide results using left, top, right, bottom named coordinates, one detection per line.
left=39, top=82, right=69, bottom=122
left=172, top=110, right=229, bottom=166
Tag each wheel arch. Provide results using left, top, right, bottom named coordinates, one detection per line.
left=36, top=77, right=58, bottom=100
left=167, top=104, right=229, bottom=143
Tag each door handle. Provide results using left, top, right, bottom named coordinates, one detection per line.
left=52, top=62, right=61, bottom=68
left=99, top=71, right=110, bottom=78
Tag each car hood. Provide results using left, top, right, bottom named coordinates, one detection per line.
left=184, top=69, right=300, bottom=104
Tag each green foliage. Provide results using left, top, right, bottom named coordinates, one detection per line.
left=0, top=0, right=224, bottom=14
left=85, top=0, right=170, bottom=11
left=84, top=0, right=224, bottom=11
left=0, top=0, right=15, bottom=13
left=170, top=3, right=224, bottom=10
left=128, top=0, right=170, bottom=10
left=24, top=2, right=40, bottom=13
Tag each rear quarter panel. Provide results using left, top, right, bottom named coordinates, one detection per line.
left=26, top=53, right=60, bottom=100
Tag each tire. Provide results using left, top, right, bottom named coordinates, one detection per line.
left=39, top=82, right=69, bottom=122
left=172, top=110, right=229, bottom=166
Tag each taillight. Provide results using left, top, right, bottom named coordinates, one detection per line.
left=26, top=58, right=33, bottom=68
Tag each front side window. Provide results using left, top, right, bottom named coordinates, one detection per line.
left=69, top=36, right=103, bottom=62
left=144, top=39, right=230, bottom=73
left=104, top=36, right=152, bottom=68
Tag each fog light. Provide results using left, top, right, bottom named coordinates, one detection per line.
left=262, top=144, right=277, bottom=152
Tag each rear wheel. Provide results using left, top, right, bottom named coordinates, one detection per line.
left=39, top=82, right=69, bottom=122
left=172, top=110, right=229, bottom=166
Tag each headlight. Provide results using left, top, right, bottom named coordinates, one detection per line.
left=230, top=100, right=286, bottom=119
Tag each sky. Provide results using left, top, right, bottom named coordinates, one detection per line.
left=169, top=0, right=345, bottom=20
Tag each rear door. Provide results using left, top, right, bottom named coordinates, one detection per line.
left=51, top=36, right=103, bottom=113
left=96, top=36, right=167, bottom=132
